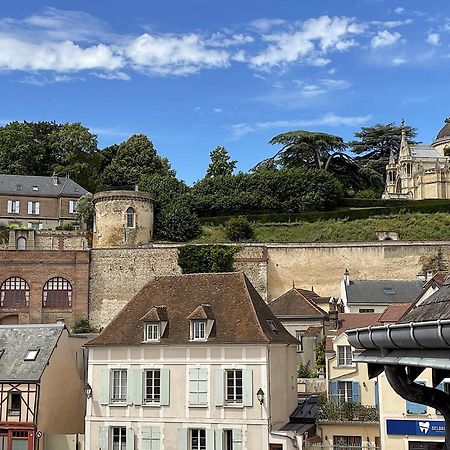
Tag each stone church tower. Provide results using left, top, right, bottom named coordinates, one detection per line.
left=383, top=119, right=450, bottom=200
left=92, top=190, right=155, bottom=248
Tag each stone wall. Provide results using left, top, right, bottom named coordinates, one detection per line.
left=0, top=229, right=88, bottom=250
left=89, top=241, right=450, bottom=328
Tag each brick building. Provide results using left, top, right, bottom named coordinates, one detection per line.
left=0, top=250, right=89, bottom=326
left=0, top=174, right=89, bottom=231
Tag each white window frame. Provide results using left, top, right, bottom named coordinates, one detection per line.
left=192, top=320, right=206, bottom=341
left=338, top=381, right=353, bottom=403
left=69, top=200, right=77, bottom=214
left=190, top=429, right=206, bottom=450
left=111, top=426, right=127, bottom=450
left=337, top=345, right=353, bottom=366
left=27, top=201, right=40, bottom=215
left=7, top=200, right=19, bottom=214
left=145, top=322, right=160, bottom=341
left=144, top=369, right=161, bottom=404
left=225, top=369, right=243, bottom=404
left=111, top=369, right=127, bottom=403
left=296, top=330, right=305, bottom=353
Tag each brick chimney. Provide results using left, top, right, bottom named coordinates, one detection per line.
left=328, top=297, right=339, bottom=331
left=52, top=173, right=59, bottom=185
left=344, top=269, right=350, bottom=286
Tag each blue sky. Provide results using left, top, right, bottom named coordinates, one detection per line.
left=1, top=1, right=450, bottom=184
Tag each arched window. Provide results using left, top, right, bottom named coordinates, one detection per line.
left=126, top=207, right=135, bottom=228
left=0, top=277, right=30, bottom=307
left=16, top=237, right=27, bottom=250
left=43, top=277, right=72, bottom=308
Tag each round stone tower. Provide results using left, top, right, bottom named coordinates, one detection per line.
left=92, top=190, right=155, bottom=248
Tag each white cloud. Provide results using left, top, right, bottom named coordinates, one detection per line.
left=392, top=57, right=407, bottom=65
left=426, top=32, right=440, bottom=46
left=394, top=7, right=405, bottom=15
left=371, top=30, right=402, bottom=48
left=207, top=33, right=254, bottom=47
left=93, top=71, right=131, bottom=80
left=213, top=108, right=223, bottom=113
left=230, top=113, right=371, bottom=139
left=247, top=18, right=287, bottom=33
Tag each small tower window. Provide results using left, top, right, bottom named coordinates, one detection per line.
left=126, top=207, right=135, bottom=228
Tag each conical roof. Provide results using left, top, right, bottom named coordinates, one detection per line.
left=436, top=118, right=450, bottom=141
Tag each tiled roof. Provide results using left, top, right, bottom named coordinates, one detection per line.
left=88, top=272, right=298, bottom=346
left=344, top=280, right=424, bottom=305
left=268, top=288, right=329, bottom=318
left=0, top=324, right=64, bottom=382
left=0, top=174, right=89, bottom=197
left=378, top=303, right=412, bottom=323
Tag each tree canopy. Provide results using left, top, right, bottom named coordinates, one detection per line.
left=204, top=146, right=237, bottom=178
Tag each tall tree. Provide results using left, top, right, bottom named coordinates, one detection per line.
left=256, top=130, right=348, bottom=170
left=205, top=146, right=237, bottom=178
left=98, top=134, right=170, bottom=190
left=350, top=123, right=418, bottom=161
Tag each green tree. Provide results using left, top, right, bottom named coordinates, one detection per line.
left=99, top=134, right=170, bottom=190
left=350, top=123, right=418, bottom=161
left=224, top=216, right=254, bottom=241
left=178, top=245, right=238, bottom=273
left=76, top=193, right=94, bottom=231
left=156, top=201, right=201, bottom=242
left=205, top=146, right=237, bottom=178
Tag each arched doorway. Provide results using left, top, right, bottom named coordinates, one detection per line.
left=16, top=237, right=26, bottom=250
left=0, top=314, right=19, bottom=324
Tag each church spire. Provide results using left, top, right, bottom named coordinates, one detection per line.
left=389, top=149, right=396, bottom=165
left=399, top=118, right=411, bottom=159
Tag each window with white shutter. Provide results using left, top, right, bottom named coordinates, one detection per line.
left=189, top=368, right=208, bottom=406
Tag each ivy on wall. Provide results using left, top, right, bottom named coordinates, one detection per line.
left=177, top=245, right=238, bottom=274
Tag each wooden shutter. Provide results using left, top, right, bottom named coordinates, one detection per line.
left=126, top=428, right=135, bottom=450
left=160, top=369, right=170, bottom=406
left=243, top=369, right=253, bottom=407
left=178, top=428, right=188, bottom=450
left=214, top=429, right=223, bottom=450
left=126, top=370, right=133, bottom=405
left=100, top=369, right=110, bottom=405
left=374, top=380, right=379, bottom=409
left=352, top=381, right=360, bottom=403
left=406, top=381, right=427, bottom=414
left=330, top=380, right=338, bottom=404
left=206, top=429, right=215, bottom=449
left=215, top=369, right=224, bottom=406
left=189, top=368, right=200, bottom=405
left=27, top=202, right=32, bottom=214
left=99, top=426, right=109, bottom=450
left=142, top=426, right=160, bottom=450
left=132, top=369, right=142, bottom=406
left=233, top=429, right=243, bottom=450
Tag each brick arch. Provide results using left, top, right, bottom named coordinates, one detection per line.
left=42, top=277, right=72, bottom=308
left=0, top=277, right=30, bottom=308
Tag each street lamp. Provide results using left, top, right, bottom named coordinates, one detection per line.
left=84, top=383, right=93, bottom=399
left=257, top=388, right=264, bottom=405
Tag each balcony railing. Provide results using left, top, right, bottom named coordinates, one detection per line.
left=305, top=446, right=380, bottom=450
left=318, top=396, right=379, bottom=423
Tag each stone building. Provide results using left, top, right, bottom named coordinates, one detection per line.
left=384, top=119, right=450, bottom=200
left=0, top=174, right=88, bottom=230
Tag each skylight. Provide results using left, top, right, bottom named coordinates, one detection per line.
left=24, top=349, right=39, bottom=361
left=383, top=287, right=396, bottom=295
left=32, top=186, right=38, bottom=191
left=267, top=320, right=279, bottom=333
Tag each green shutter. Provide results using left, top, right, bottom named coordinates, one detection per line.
left=99, top=426, right=109, bottom=450
left=160, top=369, right=170, bottom=406
left=178, top=428, right=188, bottom=450
left=132, top=369, right=142, bottom=406
left=206, top=429, right=215, bottom=449
left=142, top=426, right=160, bottom=450
left=199, top=368, right=208, bottom=405
left=126, top=370, right=133, bottom=405
left=243, top=369, right=253, bottom=407
left=233, top=429, right=243, bottom=450
left=215, top=429, right=223, bottom=450
left=215, top=369, right=224, bottom=406
left=126, top=428, right=135, bottom=450
left=189, top=368, right=199, bottom=405
left=100, top=369, right=110, bottom=405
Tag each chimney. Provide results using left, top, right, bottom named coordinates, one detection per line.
left=52, top=173, right=59, bottom=185
left=426, top=271, right=434, bottom=282
left=344, top=269, right=350, bottom=286
left=328, top=297, right=339, bottom=330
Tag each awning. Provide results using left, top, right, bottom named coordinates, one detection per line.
left=278, top=423, right=315, bottom=434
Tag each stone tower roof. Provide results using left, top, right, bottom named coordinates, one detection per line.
left=436, top=118, right=450, bottom=141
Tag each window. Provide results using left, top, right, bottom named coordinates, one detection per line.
left=8, top=392, right=21, bottom=416
left=337, top=345, right=353, bottom=366
left=190, top=429, right=206, bottom=450
left=16, top=185, right=22, bottom=191
left=406, top=381, right=427, bottom=414
left=296, top=331, right=305, bottom=352
left=226, top=369, right=243, bottom=404
left=69, top=200, right=77, bottom=214
left=359, top=308, right=374, bottom=313
left=111, top=369, right=127, bottom=402
left=192, top=320, right=206, bottom=340
left=28, top=222, right=42, bottom=231
left=146, top=323, right=160, bottom=341
left=16, top=237, right=26, bottom=250
left=145, top=369, right=161, bottom=403
left=267, top=320, right=278, bottom=333
left=224, top=430, right=233, bottom=450
left=0, top=277, right=30, bottom=307
left=126, top=207, right=135, bottom=228
left=338, top=381, right=353, bottom=403
left=333, top=435, right=362, bottom=450
left=42, top=277, right=72, bottom=307
left=32, top=186, right=38, bottom=192
left=6, top=200, right=20, bottom=214
left=27, top=201, right=40, bottom=215
left=189, top=368, right=208, bottom=405
left=383, top=287, right=396, bottom=295
left=112, top=427, right=126, bottom=450
left=25, top=349, right=39, bottom=361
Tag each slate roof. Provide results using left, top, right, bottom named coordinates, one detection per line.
left=344, top=280, right=424, bottom=305
left=0, top=324, right=64, bottom=382
left=410, top=146, right=445, bottom=159
left=87, top=272, right=298, bottom=346
left=436, top=120, right=450, bottom=140
left=268, top=288, right=329, bottom=318
left=0, top=174, right=89, bottom=198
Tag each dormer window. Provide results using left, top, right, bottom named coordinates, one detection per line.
left=192, top=320, right=207, bottom=340
left=146, top=322, right=160, bottom=341
left=32, top=186, right=39, bottom=191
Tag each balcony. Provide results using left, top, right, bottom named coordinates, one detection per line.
left=318, top=395, right=379, bottom=423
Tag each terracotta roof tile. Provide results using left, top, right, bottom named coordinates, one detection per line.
left=187, top=304, right=215, bottom=320
left=378, top=303, right=412, bottom=323
left=140, top=306, right=168, bottom=322
left=328, top=313, right=382, bottom=337
left=88, top=272, right=297, bottom=346
left=269, top=288, right=329, bottom=318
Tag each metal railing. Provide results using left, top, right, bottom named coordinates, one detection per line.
left=318, top=396, right=379, bottom=422
left=305, top=446, right=381, bottom=450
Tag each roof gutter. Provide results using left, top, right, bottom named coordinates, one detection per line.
left=347, top=319, right=450, bottom=350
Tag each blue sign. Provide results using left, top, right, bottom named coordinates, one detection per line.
left=387, top=420, right=445, bottom=437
